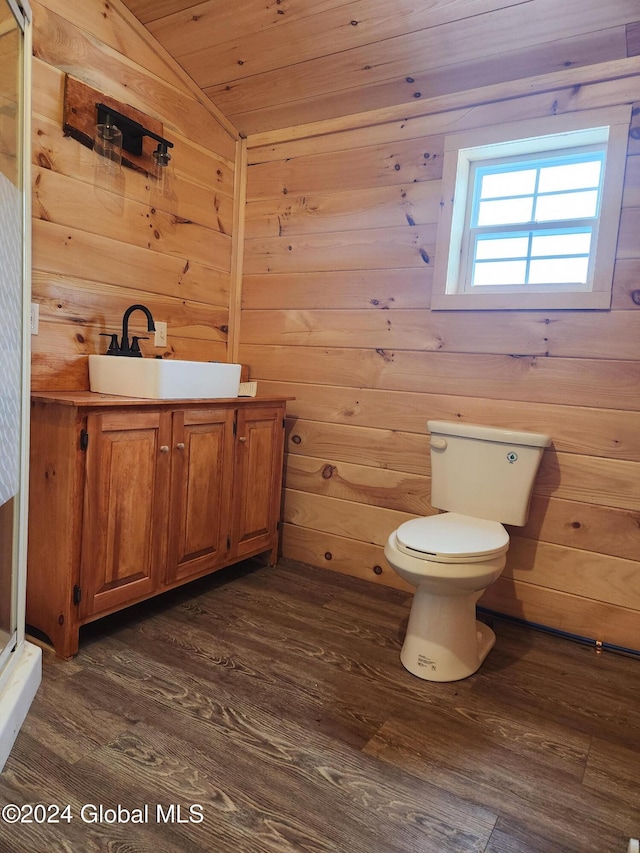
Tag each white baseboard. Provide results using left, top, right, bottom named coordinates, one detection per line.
left=0, top=642, right=42, bottom=772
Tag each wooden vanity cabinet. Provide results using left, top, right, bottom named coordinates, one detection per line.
left=165, top=407, right=236, bottom=585
left=27, top=393, right=289, bottom=658
left=79, top=408, right=172, bottom=621
left=232, top=405, right=287, bottom=561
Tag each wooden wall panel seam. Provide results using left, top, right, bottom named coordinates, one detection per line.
left=31, top=0, right=234, bottom=391
left=34, top=0, right=241, bottom=142
left=283, top=488, right=640, bottom=603
left=246, top=55, right=640, bottom=149
left=228, top=138, right=248, bottom=363
left=31, top=2, right=237, bottom=160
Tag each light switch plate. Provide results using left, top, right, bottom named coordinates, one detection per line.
left=154, top=321, right=167, bottom=347
left=30, top=303, right=39, bottom=335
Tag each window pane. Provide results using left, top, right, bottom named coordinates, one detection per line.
left=535, top=190, right=598, bottom=221
left=477, top=197, right=533, bottom=226
left=538, top=160, right=602, bottom=193
left=529, top=257, right=589, bottom=284
left=473, top=260, right=527, bottom=286
left=480, top=169, right=536, bottom=199
left=531, top=231, right=592, bottom=257
left=475, top=235, right=529, bottom=260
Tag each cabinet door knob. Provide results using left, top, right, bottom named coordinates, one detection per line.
left=176, top=442, right=185, bottom=450
left=159, top=445, right=169, bottom=453
left=238, top=436, right=247, bottom=443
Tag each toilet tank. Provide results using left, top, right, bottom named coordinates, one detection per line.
left=427, top=420, right=551, bottom=526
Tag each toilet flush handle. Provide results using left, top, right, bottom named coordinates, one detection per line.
left=430, top=437, right=448, bottom=450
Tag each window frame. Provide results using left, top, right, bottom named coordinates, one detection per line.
left=462, top=145, right=605, bottom=294
left=431, top=106, right=631, bottom=311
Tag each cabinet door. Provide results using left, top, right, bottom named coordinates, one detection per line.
left=79, top=410, right=171, bottom=619
left=166, top=408, right=235, bottom=583
left=231, top=405, right=285, bottom=560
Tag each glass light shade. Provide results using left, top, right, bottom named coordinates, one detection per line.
left=93, top=123, right=123, bottom=175
left=150, top=144, right=174, bottom=203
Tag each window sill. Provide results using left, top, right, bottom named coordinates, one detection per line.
left=430, top=289, right=613, bottom=311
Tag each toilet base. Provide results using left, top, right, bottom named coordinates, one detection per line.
left=400, top=584, right=496, bottom=682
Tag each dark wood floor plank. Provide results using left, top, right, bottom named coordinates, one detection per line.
left=113, top=610, right=388, bottom=750
left=76, top=635, right=497, bottom=852
left=483, top=823, right=579, bottom=853
left=18, top=671, right=137, bottom=765
left=77, top=722, right=334, bottom=853
left=582, top=736, right=640, bottom=809
left=241, top=559, right=412, bottom=625
left=362, top=711, right=635, bottom=853
left=85, top=717, right=494, bottom=853
left=366, top=696, right=592, bottom=780
left=0, top=730, right=196, bottom=853
left=2, top=558, right=638, bottom=853
left=472, top=617, right=640, bottom=750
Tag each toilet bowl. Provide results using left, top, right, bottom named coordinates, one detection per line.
left=385, top=420, right=550, bottom=682
left=385, top=513, right=509, bottom=682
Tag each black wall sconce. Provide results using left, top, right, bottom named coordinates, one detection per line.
left=96, top=103, right=173, bottom=166
left=63, top=75, right=176, bottom=199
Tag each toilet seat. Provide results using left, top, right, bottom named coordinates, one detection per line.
left=395, top=512, right=509, bottom=563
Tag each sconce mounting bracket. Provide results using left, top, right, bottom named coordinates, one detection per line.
left=96, top=103, right=173, bottom=158
left=63, top=75, right=171, bottom=176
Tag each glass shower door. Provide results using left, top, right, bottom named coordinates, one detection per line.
left=0, top=0, right=25, bottom=674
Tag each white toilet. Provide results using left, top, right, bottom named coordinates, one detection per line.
left=384, top=420, right=551, bottom=682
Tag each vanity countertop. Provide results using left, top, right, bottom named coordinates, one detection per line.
left=31, top=391, right=294, bottom=408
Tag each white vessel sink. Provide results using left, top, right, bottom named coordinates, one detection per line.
left=89, top=355, right=242, bottom=400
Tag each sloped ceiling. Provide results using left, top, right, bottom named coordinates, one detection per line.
left=120, top=0, right=640, bottom=136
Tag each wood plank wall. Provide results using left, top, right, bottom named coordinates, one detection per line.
left=240, top=64, right=640, bottom=650
left=196, top=0, right=640, bottom=136
left=30, top=0, right=239, bottom=391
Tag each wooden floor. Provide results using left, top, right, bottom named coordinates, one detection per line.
left=2, top=558, right=639, bottom=853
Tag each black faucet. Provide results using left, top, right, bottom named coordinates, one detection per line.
left=100, top=304, right=156, bottom=357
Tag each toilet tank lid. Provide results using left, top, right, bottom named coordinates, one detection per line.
left=427, top=420, right=551, bottom=448
left=396, top=513, right=510, bottom=560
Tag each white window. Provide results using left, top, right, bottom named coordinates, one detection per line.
left=431, top=107, right=631, bottom=311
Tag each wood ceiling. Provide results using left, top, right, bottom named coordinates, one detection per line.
left=120, top=0, right=640, bottom=137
